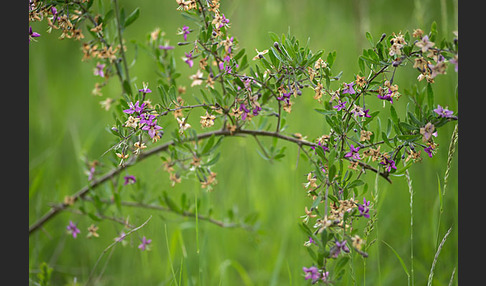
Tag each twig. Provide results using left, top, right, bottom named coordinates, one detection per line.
left=29, top=128, right=391, bottom=235
left=85, top=216, right=152, bottom=286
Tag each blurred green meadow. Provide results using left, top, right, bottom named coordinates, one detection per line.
left=29, top=0, right=458, bottom=285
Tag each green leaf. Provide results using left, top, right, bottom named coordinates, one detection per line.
left=365, top=32, right=374, bottom=47
left=299, top=222, right=314, bottom=237
left=399, top=122, right=418, bottom=132
left=390, top=105, right=399, bottom=125
left=37, top=262, right=53, bottom=286
left=382, top=240, right=410, bottom=278
left=314, top=109, right=337, bottom=116
left=326, top=51, right=337, bottom=68
left=268, top=31, right=280, bottom=43
left=204, top=152, right=220, bottom=166
left=320, top=229, right=329, bottom=249
left=347, top=180, right=364, bottom=189
left=334, top=257, right=350, bottom=276
left=122, top=80, right=132, bottom=98
left=124, top=7, right=140, bottom=28
left=426, top=83, right=434, bottom=108
left=202, top=134, right=216, bottom=155
left=163, top=191, right=181, bottom=214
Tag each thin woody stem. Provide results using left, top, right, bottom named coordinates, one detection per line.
left=112, top=0, right=131, bottom=92
left=29, top=128, right=391, bottom=235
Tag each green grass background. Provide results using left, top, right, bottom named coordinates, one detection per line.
left=29, top=0, right=458, bottom=285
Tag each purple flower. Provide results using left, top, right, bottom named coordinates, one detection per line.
left=181, top=25, right=191, bottom=41
left=333, top=100, right=347, bottom=111
left=183, top=52, right=194, bottom=68
left=94, top=63, right=105, bottom=77
left=331, top=240, right=350, bottom=257
left=361, top=107, right=371, bottom=118
left=67, top=221, right=81, bottom=238
left=123, top=175, right=136, bottom=185
left=139, top=113, right=156, bottom=125
left=344, top=144, right=361, bottom=160
left=303, top=266, right=320, bottom=282
left=252, top=105, right=262, bottom=116
left=29, top=26, right=41, bottom=43
left=433, top=105, right=454, bottom=118
left=277, top=90, right=292, bottom=101
left=311, top=141, right=329, bottom=154
left=342, top=82, right=356, bottom=94
left=87, top=166, right=96, bottom=181
left=123, top=101, right=146, bottom=114
left=159, top=45, right=175, bottom=50
left=379, top=156, right=397, bottom=172
left=424, top=146, right=434, bottom=158
left=307, top=237, right=316, bottom=245
left=142, top=119, right=163, bottom=138
left=115, top=231, right=126, bottom=242
left=377, top=89, right=393, bottom=103
left=139, top=87, right=152, bottom=94
left=449, top=55, right=458, bottom=72
left=138, top=236, right=152, bottom=251
left=239, top=103, right=250, bottom=120
left=321, top=271, right=330, bottom=282
left=220, top=14, right=230, bottom=28
left=358, top=197, right=371, bottom=218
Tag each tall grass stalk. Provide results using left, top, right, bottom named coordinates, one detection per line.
left=86, top=215, right=152, bottom=285
left=405, top=170, right=414, bottom=286
left=164, top=224, right=179, bottom=285
left=435, top=124, right=458, bottom=248
left=427, top=227, right=452, bottom=286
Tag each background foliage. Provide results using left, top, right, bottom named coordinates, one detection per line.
left=29, top=0, right=458, bottom=285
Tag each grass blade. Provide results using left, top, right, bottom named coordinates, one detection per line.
left=427, top=227, right=452, bottom=286
left=381, top=240, right=410, bottom=280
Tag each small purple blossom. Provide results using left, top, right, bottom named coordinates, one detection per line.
left=379, top=156, right=397, bottom=172
left=303, top=266, right=320, bottom=282
left=377, top=89, right=393, bottom=103
left=331, top=240, right=350, bottom=257
left=307, top=237, right=316, bottom=245
left=138, top=236, right=152, bottom=251
left=183, top=52, right=194, bottom=68
left=342, top=82, right=356, bottom=94
left=344, top=144, right=361, bottom=160
left=424, top=146, right=434, bottom=158
left=333, top=100, right=347, bottom=111
left=29, top=26, right=41, bottom=43
left=449, top=55, right=458, bottom=72
left=123, top=101, right=146, bottom=114
left=159, top=45, right=175, bottom=50
left=94, top=63, right=105, bottom=77
left=220, top=14, right=230, bottom=28
left=277, top=90, right=292, bottom=101
left=115, top=231, right=126, bottom=242
left=139, top=86, right=152, bottom=94
left=142, top=119, right=163, bottom=138
left=87, top=166, right=96, bottom=181
left=239, top=103, right=250, bottom=120
left=123, top=175, right=136, bottom=185
left=311, top=141, right=329, bottom=154
left=67, top=221, right=81, bottom=238
left=252, top=105, right=262, bottom=116
left=433, top=105, right=454, bottom=118
left=139, top=113, right=156, bottom=125
left=361, top=107, right=371, bottom=118
left=358, top=197, right=371, bottom=218
left=321, top=271, right=330, bottom=282
left=180, top=25, right=191, bottom=41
